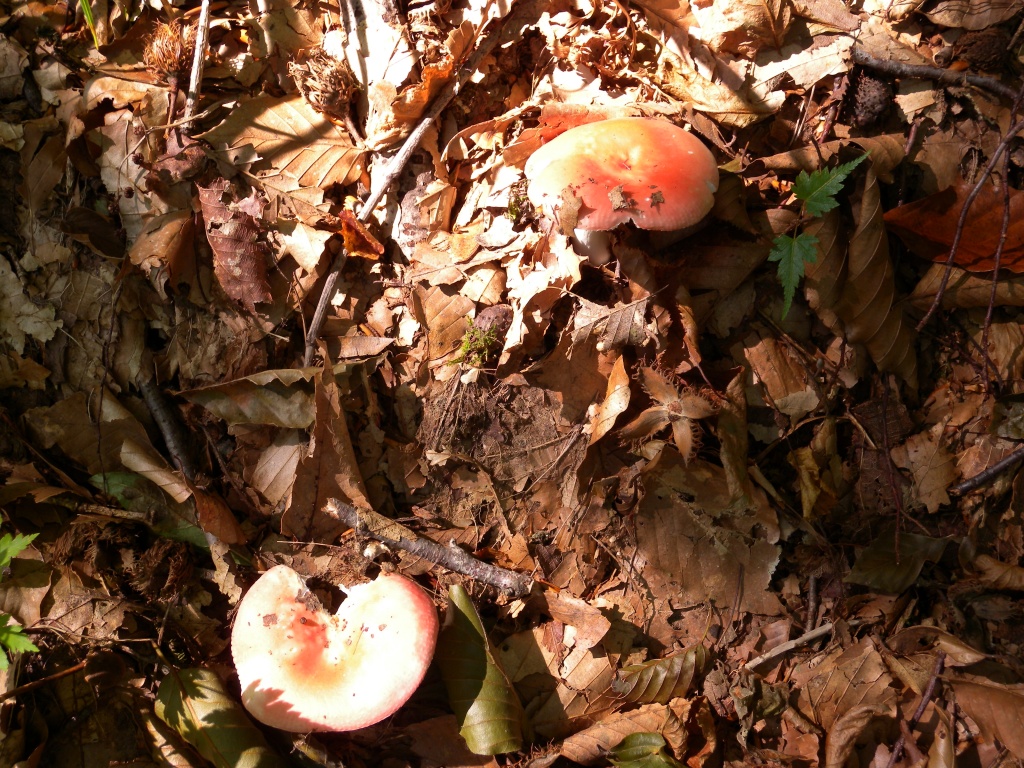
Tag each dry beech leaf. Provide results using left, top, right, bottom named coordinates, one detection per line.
left=571, top=297, right=649, bottom=354
left=611, top=646, right=706, bottom=705
left=757, top=135, right=906, bottom=181
left=972, top=554, right=1024, bottom=590
left=911, top=262, right=1024, bottom=310
left=560, top=702, right=690, bottom=766
left=691, top=0, right=792, bottom=56
left=804, top=162, right=918, bottom=388
left=632, top=0, right=692, bottom=30
left=181, top=368, right=319, bottom=429
left=890, top=423, right=956, bottom=513
left=199, top=95, right=365, bottom=187
left=922, top=0, right=1022, bottom=29
left=885, top=182, right=1024, bottom=273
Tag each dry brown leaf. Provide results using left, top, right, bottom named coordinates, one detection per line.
left=758, top=135, right=906, bottom=180
left=410, top=284, right=475, bottom=361
left=192, top=489, right=246, bottom=545
left=885, top=182, right=1024, bottom=273
left=691, top=0, right=792, bottom=56
left=657, top=52, right=780, bottom=129
left=824, top=703, right=890, bottom=768
left=910, top=263, right=1024, bottom=310
left=282, top=364, right=372, bottom=540
left=588, top=355, right=631, bottom=446
left=571, top=297, right=649, bottom=355
left=199, top=95, right=365, bottom=188
left=922, top=0, right=1022, bottom=29
left=560, top=702, right=689, bottom=765
left=890, top=422, right=956, bottom=513
left=632, top=0, right=693, bottom=30
left=635, top=455, right=781, bottom=615
left=742, top=329, right=820, bottom=424
left=791, top=637, right=897, bottom=732
left=973, top=554, right=1024, bottom=590
left=951, top=677, right=1024, bottom=759
left=0, top=254, right=60, bottom=355
left=196, top=179, right=273, bottom=311
left=804, top=163, right=918, bottom=388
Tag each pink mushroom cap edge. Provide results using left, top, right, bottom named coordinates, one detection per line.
left=231, top=565, right=439, bottom=732
left=524, top=117, right=720, bottom=232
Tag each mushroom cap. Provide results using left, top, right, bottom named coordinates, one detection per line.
left=231, top=565, right=439, bottom=732
left=524, top=117, right=719, bottom=232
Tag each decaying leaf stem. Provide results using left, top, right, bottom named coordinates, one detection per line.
left=303, top=7, right=522, bottom=365
left=324, top=499, right=534, bottom=596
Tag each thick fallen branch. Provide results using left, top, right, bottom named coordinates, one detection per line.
left=324, top=499, right=535, bottom=596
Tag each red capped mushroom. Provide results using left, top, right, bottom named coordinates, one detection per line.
left=524, top=117, right=719, bottom=262
left=231, top=565, right=439, bottom=732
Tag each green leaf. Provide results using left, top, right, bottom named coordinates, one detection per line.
left=0, top=532, right=38, bottom=571
left=792, top=153, right=868, bottom=217
left=607, top=733, right=684, bottom=768
left=155, top=667, right=288, bottom=768
left=611, top=646, right=706, bottom=705
left=0, top=614, right=38, bottom=671
left=768, top=233, right=819, bottom=319
left=436, top=584, right=524, bottom=755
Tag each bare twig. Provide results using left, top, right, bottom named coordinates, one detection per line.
left=743, top=621, right=854, bottom=670
left=949, top=443, right=1024, bottom=496
left=324, top=499, right=534, bottom=596
left=0, top=660, right=88, bottom=703
left=181, top=0, right=212, bottom=131
left=138, top=376, right=197, bottom=481
left=851, top=48, right=1018, bottom=102
left=884, top=651, right=945, bottom=768
left=805, top=575, right=818, bottom=632
left=303, top=11, right=514, bottom=365
left=982, top=153, right=1012, bottom=385
left=916, top=117, right=1024, bottom=330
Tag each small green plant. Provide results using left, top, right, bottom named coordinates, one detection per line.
left=449, top=319, right=499, bottom=368
left=0, top=531, right=39, bottom=671
left=768, top=152, right=869, bottom=319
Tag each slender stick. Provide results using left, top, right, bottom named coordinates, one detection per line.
left=883, top=651, right=945, bottom=768
left=0, top=660, right=88, bottom=703
left=324, top=499, right=534, bottom=596
left=743, top=622, right=843, bottom=670
left=916, top=117, right=1024, bottom=330
left=181, top=0, right=212, bottom=132
left=851, top=48, right=1017, bottom=102
left=950, top=443, right=1024, bottom=495
left=303, top=16, right=509, bottom=365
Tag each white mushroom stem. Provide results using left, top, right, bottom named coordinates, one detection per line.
left=571, top=228, right=612, bottom=265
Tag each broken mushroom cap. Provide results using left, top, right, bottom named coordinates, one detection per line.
left=231, top=565, right=439, bottom=732
left=524, top=117, right=719, bottom=237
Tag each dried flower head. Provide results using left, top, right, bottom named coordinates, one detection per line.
left=144, top=20, right=197, bottom=83
left=618, top=366, right=720, bottom=462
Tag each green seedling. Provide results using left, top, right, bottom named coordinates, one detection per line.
left=0, top=531, right=39, bottom=671
left=769, top=152, right=868, bottom=319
